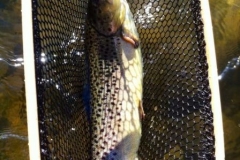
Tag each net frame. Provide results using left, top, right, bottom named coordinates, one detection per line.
left=200, top=1, right=224, bottom=159
left=21, top=0, right=225, bottom=159
left=22, top=0, right=41, bottom=159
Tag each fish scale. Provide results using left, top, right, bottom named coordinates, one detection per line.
left=85, top=0, right=143, bottom=159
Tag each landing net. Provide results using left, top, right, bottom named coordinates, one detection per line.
left=24, top=0, right=223, bottom=159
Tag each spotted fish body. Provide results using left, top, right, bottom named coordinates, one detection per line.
left=86, top=0, right=143, bottom=159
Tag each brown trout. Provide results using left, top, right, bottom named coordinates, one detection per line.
left=86, top=0, right=143, bottom=159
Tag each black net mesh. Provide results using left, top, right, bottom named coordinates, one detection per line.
left=32, top=0, right=215, bottom=159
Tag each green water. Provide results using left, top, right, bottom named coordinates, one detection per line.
left=0, top=0, right=28, bottom=159
left=210, top=0, right=240, bottom=159
left=0, top=0, right=239, bottom=159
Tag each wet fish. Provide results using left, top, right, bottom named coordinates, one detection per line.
left=85, top=0, right=143, bottom=159
left=88, top=0, right=140, bottom=48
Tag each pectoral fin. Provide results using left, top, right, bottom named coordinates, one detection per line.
left=139, top=100, right=145, bottom=120
left=121, top=26, right=140, bottom=48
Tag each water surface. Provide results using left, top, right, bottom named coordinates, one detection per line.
left=210, top=0, right=240, bottom=159
left=0, top=0, right=28, bottom=159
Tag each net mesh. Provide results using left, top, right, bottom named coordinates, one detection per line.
left=32, top=0, right=215, bottom=159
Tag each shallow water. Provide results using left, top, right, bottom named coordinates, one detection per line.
left=0, top=0, right=239, bottom=159
left=0, top=0, right=28, bottom=159
left=209, top=0, right=240, bottom=159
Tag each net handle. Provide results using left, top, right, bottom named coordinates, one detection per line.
left=22, top=0, right=41, bottom=159
left=200, top=0, right=225, bottom=159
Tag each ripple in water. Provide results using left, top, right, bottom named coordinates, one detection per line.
left=218, top=56, right=240, bottom=80
left=0, top=132, right=28, bottom=141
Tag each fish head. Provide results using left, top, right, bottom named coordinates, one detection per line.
left=88, top=0, right=126, bottom=36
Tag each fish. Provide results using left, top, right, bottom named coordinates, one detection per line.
left=87, top=0, right=139, bottom=48
left=85, top=0, right=144, bottom=159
